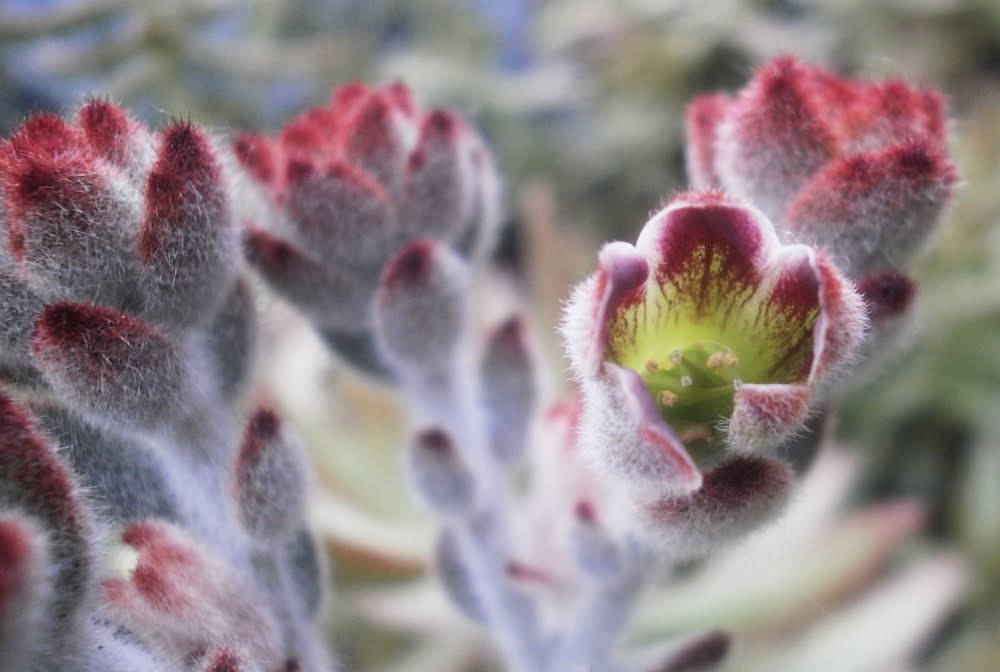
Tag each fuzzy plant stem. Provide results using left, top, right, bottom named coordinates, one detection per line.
left=549, top=552, right=651, bottom=672
left=406, top=367, right=547, bottom=670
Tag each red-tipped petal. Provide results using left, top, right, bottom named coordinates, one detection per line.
left=582, top=363, right=701, bottom=493
left=641, top=454, right=793, bottom=558
left=716, top=56, right=839, bottom=222
left=8, top=113, right=85, bottom=162
left=234, top=407, right=307, bottom=541
left=141, top=121, right=237, bottom=324
left=343, top=91, right=406, bottom=191
left=0, top=515, right=50, bottom=671
left=857, top=269, right=916, bottom=322
left=374, top=239, right=467, bottom=374
left=787, top=139, right=956, bottom=276
left=245, top=225, right=372, bottom=331
left=234, top=132, right=280, bottom=187
left=566, top=241, right=648, bottom=378
left=807, top=251, right=867, bottom=384
left=402, top=110, right=471, bottom=243
left=480, top=316, right=537, bottom=463
left=647, top=630, right=733, bottom=672
left=0, top=392, right=92, bottom=623
left=685, top=93, right=730, bottom=189
left=31, top=302, right=190, bottom=430
left=286, top=159, right=394, bottom=270
left=77, top=99, right=140, bottom=167
left=728, top=383, right=811, bottom=452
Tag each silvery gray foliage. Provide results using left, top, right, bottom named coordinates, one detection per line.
left=0, top=101, right=332, bottom=672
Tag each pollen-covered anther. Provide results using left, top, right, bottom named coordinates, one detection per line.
left=660, top=391, right=678, bottom=407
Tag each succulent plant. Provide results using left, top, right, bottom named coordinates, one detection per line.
left=0, top=101, right=331, bottom=671
left=0, top=50, right=969, bottom=672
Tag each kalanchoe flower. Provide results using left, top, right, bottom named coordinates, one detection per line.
left=563, top=191, right=866, bottom=550
left=237, top=81, right=500, bottom=375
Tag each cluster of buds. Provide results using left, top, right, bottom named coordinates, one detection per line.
left=563, top=56, right=956, bottom=557
left=235, top=81, right=501, bottom=375
left=0, top=104, right=331, bottom=671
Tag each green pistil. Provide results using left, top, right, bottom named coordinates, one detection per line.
left=639, top=341, right=744, bottom=444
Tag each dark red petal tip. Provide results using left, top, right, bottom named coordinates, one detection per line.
left=234, top=133, right=278, bottom=185
left=416, top=428, right=453, bottom=455
left=382, top=239, right=437, bottom=288
left=238, top=407, right=282, bottom=469
left=78, top=99, right=133, bottom=165
left=858, top=269, right=916, bottom=321
left=10, top=113, right=83, bottom=159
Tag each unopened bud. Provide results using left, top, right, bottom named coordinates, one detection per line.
left=406, top=428, right=475, bottom=515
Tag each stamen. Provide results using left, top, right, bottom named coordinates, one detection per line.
left=680, top=375, right=693, bottom=387
left=706, top=352, right=726, bottom=368
left=679, top=424, right=713, bottom=443
left=644, top=359, right=659, bottom=373
left=732, top=378, right=743, bottom=389
left=670, top=349, right=683, bottom=366
left=659, top=390, right=678, bottom=407
left=723, top=352, right=739, bottom=367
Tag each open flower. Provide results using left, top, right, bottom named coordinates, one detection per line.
left=563, top=191, right=866, bottom=551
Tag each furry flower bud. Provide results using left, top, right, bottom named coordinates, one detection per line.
left=31, top=302, right=193, bottom=432
left=0, top=514, right=51, bottom=672
left=373, top=239, right=467, bottom=379
left=236, top=81, right=500, bottom=374
left=406, top=428, right=476, bottom=515
left=234, top=408, right=309, bottom=542
left=688, top=56, right=956, bottom=278
left=480, top=317, right=538, bottom=463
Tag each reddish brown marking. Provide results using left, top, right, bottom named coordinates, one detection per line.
left=685, top=93, right=730, bottom=186
left=237, top=407, right=282, bottom=473
left=416, top=428, right=453, bottom=455
left=344, top=92, right=396, bottom=158
left=650, top=630, right=732, bottom=672
left=233, top=133, right=278, bottom=186
left=284, top=659, right=302, bottom=672
left=245, top=227, right=298, bottom=270
left=858, top=269, right=915, bottom=320
left=383, top=239, right=436, bottom=288
left=78, top=99, right=133, bottom=165
left=10, top=113, right=83, bottom=160
left=204, top=649, right=241, bottom=672
left=574, top=500, right=597, bottom=524
left=121, top=520, right=172, bottom=549
left=384, top=80, right=417, bottom=116
left=0, top=519, right=34, bottom=608
left=330, top=82, right=373, bottom=115
left=424, top=110, right=458, bottom=137
left=505, top=560, right=553, bottom=584
left=655, top=205, right=763, bottom=318
left=140, top=122, right=222, bottom=260
left=31, top=301, right=169, bottom=383
left=648, top=456, right=792, bottom=520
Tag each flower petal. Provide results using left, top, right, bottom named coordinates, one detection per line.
left=808, top=250, right=867, bottom=385
left=563, top=240, right=648, bottom=379
left=637, top=454, right=793, bottom=559
left=786, top=139, right=956, bottom=277
left=727, top=383, right=811, bottom=453
left=580, top=363, right=701, bottom=495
